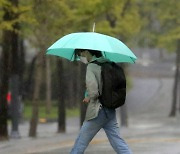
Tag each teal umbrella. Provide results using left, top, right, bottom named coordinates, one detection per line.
left=46, top=32, right=137, bottom=63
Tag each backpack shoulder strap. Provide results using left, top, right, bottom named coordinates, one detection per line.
left=91, top=60, right=113, bottom=66
left=90, top=60, right=102, bottom=66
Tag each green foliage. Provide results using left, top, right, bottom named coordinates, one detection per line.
left=73, top=0, right=142, bottom=40
left=0, top=0, right=34, bottom=33
left=156, top=0, right=180, bottom=51
left=27, top=0, right=77, bottom=50
left=136, top=0, right=180, bottom=51
left=1, top=0, right=143, bottom=48
left=132, top=0, right=159, bottom=47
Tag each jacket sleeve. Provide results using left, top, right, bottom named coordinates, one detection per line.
left=85, top=65, right=99, bottom=101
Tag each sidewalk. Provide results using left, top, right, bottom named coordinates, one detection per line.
left=1, top=113, right=180, bottom=154
left=1, top=77, right=180, bottom=154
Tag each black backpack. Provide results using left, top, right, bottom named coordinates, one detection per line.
left=92, top=61, right=126, bottom=109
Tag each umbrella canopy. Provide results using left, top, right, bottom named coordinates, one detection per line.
left=46, top=32, right=137, bottom=63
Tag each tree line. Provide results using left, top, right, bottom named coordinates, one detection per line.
left=0, top=0, right=179, bottom=140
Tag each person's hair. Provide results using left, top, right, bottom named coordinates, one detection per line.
left=88, top=49, right=102, bottom=58
left=75, top=49, right=102, bottom=59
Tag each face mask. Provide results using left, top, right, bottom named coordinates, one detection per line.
left=79, top=56, right=88, bottom=64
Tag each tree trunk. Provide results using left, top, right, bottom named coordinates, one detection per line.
left=177, top=42, right=180, bottom=113
left=10, top=75, right=20, bottom=138
left=29, top=52, right=43, bottom=137
left=0, top=30, right=11, bottom=141
left=57, top=59, right=66, bottom=133
left=45, top=57, right=52, bottom=115
left=62, top=62, right=72, bottom=108
left=66, top=63, right=75, bottom=108
left=18, top=38, right=25, bottom=123
left=19, top=38, right=25, bottom=97
left=179, top=77, right=180, bottom=112
left=0, top=0, right=20, bottom=140
left=10, top=11, right=21, bottom=137
left=120, top=104, right=128, bottom=127
left=169, top=40, right=180, bottom=117
left=24, top=56, right=37, bottom=99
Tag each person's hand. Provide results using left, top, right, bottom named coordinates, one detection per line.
left=83, top=98, right=90, bottom=103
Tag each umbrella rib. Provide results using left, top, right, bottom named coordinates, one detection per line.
left=70, top=51, right=74, bottom=61
left=130, top=57, right=135, bottom=63
left=104, top=52, right=107, bottom=59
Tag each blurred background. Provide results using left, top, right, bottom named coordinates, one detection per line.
left=0, top=0, right=180, bottom=153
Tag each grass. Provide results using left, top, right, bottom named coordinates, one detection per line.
left=23, top=104, right=80, bottom=120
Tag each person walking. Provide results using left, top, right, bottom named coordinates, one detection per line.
left=70, top=49, right=132, bottom=154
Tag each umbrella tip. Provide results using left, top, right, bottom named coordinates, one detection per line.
left=93, top=22, right=95, bottom=32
